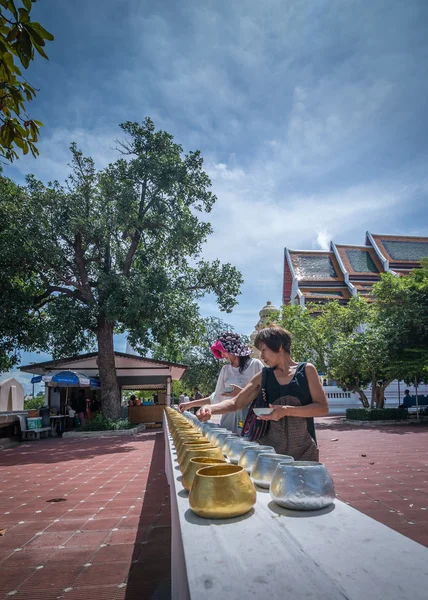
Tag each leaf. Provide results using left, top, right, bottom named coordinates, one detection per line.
left=23, top=0, right=32, bottom=10
left=18, top=7, right=30, bottom=22
left=330, top=438, right=339, bottom=442
left=27, top=21, right=54, bottom=41
left=0, top=528, right=7, bottom=536
left=32, top=40, right=48, bottom=60
left=7, top=0, right=18, bottom=19
left=24, top=23, right=46, bottom=47
left=46, top=497, right=67, bottom=503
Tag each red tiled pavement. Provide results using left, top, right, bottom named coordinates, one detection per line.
left=316, top=417, right=428, bottom=547
left=0, top=432, right=171, bottom=600
left=2, top=418, right=428, bottom=598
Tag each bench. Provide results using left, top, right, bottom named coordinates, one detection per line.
left=21, top=427, right=52, bottom=440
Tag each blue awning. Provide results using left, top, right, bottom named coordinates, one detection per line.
left=31, top=371, right=100, bottom=388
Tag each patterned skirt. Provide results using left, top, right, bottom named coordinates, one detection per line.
left=258, top=394, right=319, bottom=461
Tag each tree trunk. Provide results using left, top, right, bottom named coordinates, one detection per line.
left=356, top=389, right=369, bottom=408
left=97, top=318, right=121, bottom=419
left=370, top=374, right=376, bottom=409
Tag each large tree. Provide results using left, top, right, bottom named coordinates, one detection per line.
left=0, top=118, right=243, bottom=417
left=0, top=0, right=54, bottom=161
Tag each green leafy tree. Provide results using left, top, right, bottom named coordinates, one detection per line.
left=373, top=261, right=428, bottom=405
left=154, top=316, right=238, bottom=394
left=0, top=170, right=48, bottom=371
left=0, top=0, right=54, bottom=161
left=0, top=118, right=243, bottom=418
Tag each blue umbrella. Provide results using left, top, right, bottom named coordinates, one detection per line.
left=30, top=371, right=100, bottom=388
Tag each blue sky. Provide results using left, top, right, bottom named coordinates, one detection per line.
left=3, top=0, right=428, bottom=392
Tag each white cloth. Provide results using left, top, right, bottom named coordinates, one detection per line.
left=178, top=394, right=185, bottom=405
left=210, top=358, right=264, bottom=433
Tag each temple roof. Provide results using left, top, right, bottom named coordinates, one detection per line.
left=369, top=233, right=428, bottom=264
left=335, top=244, right=382, bottom=276
left=300, top=286, right=351, bottom=305
left=289, top=251, right=344, bottom=282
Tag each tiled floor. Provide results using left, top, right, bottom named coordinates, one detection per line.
left=316, top=417, right=428, bottom=547
left=0, top=431, right=171, bottom=600
left=2, top=418, right=428, bottom=599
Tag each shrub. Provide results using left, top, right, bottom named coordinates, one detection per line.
left=80, top=414, right=136, bottom=431
left=346, top=408, right=408, bottom=421
left=24, top=397, right=46, bottom=410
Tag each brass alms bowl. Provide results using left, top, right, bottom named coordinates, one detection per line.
left=173, top=428, right=203, bottom=441
left=175, top=435, right=208, bottom=454
left=189, top=464, right=257, bottom=519
left=182, top=457, right=227, bottom=491
left=177, top=440, right=213, bottom=464
left=180, top=446, right=224, bottom=473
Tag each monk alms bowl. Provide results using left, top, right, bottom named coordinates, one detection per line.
left=270, top=461, right=336, bottom=511
left=180, top=446, right=224, bottom=474
left=189, top=464, right=257, bottom=519
left=238, top=445, right=276, bottom=474
left=181, top=456, right=227, bottom=491
left=251, top=453, right=294, bottom=488
left=177, top=440, right=212, bottom=464
left=226, top=438, right=259, bottom=464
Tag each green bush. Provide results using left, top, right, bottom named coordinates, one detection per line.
left=80, top=414, right=136, bottom=431
left=346, top=408, right=408, bottom=421
left=24, top=397, right=46, bottom=410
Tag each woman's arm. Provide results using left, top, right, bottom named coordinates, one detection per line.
left=258, top=364, right=329, bottom=421
left=179, top=397, right=211, bottom=413
left=197, top=372, right=262, bottom=422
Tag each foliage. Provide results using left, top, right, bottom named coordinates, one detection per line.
left=0, top=0, right=54, bottom=161
left=24, top=395, right=44, bottom=409
left=0, top=172, right=49, bottom=371
left=0, top=118, right=243, bottom=418
left=346, top=408, right=408, bottom=421
left=80, top=414, right=136, bottom=431
left=153, top=316, right=237, bottom=395
left=279, top=278, right=428, bottom=409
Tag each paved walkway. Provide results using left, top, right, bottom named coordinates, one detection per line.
left=316, top=417, right=428, bottom=547
left=0, top=432, right=171, bottom=600
left=1, top=419, right=428, bottom=599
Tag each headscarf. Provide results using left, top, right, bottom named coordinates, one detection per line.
left=210, top=332, right=251, bottom=359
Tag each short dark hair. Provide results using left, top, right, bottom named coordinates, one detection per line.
left=254, top=326, right=292, bottom=354
left=130, top=395, right=136, bottom=401
left=194, top=387, right=199, bottom=391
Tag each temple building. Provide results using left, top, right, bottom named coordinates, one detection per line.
left=283, top=232, right=428, bottom=306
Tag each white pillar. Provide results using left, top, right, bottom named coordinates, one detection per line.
left=167, top=378, right=172, bottom=406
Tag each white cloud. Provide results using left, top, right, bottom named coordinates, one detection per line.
left=316, top=231, right=331, bottom=251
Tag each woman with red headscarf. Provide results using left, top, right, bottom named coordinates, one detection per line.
left=179, top=332, right=263, bottom=433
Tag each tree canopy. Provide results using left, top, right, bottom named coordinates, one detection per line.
left=153, top=316, right=244, bottom=395
left=0, top=0, right=54, bottom=161
left=0, top=118, right=243, bottom=417
left=278, top=267, right=428, bottom=408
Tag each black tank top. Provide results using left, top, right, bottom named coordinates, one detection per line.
left=264, top=362, right=317, bottom=442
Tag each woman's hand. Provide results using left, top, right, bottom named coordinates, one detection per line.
left=196, top=405, right=212, bottom=422
left=257, top=404, right=287, bottom=421
left=222, top=384, right=242, bottom=398
left=179, top=402, right=192, bottom=413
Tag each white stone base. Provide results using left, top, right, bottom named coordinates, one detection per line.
left=63, top=423, right=146, bottom=438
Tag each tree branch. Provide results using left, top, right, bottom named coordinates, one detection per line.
left=122, top=176, right=148, bottom=276
left=74, top=233, right=93, bottom=301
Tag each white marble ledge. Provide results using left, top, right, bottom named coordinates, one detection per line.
left=165, top=420, right=428, bottom=600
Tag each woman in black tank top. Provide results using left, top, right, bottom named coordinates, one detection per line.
left=257, top=362, right=319, bottom=460
left=196, top=326, right=329, bottom=461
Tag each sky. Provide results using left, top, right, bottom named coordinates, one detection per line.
left=2, top=0, right=428, bottom=393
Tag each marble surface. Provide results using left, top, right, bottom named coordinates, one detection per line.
left=164, top=415, right=428, bottom=600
